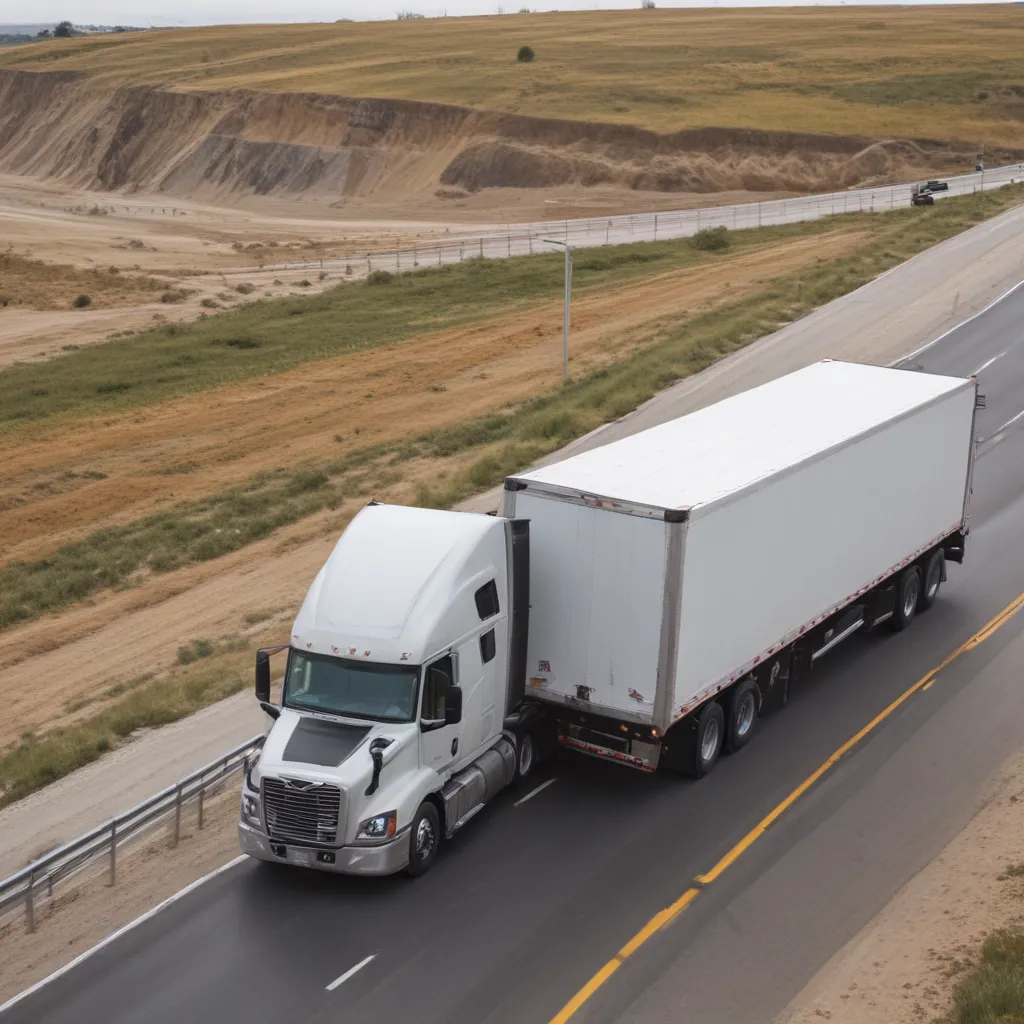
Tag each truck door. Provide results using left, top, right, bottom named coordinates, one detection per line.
left=420, top=654, right=461, bottom=777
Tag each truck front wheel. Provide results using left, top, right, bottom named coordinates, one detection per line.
left=890, top=566, right=922, bottom=632
left=406, top=801, right=440, bottom=877
left=515, top=733, right=535, bottom=781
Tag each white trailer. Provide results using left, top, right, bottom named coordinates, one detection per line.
left=502, top=359, right=978, bottom=774
left=240, top=360, right=978, bottom=877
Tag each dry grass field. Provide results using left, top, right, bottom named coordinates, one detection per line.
left=2, top=6, right=1023, bottom=144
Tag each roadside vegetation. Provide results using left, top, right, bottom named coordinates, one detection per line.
left=1, top=186, right=1022, bottom=637
left=0, top=218, right=817, bottom=426
left=0, top=637, right=254, bottom=807
left=0, top=251, right=168, bottom=311
left=946, top=927, right=1024, bottom=1023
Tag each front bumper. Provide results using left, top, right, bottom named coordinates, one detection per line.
left=238, top=821, right=410, bottom=876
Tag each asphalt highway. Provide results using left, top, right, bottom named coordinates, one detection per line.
left=6, top=289, right=1024, bottom=1024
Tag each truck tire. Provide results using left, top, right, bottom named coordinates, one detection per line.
left=694, top=701, right=725, bottom=777
left=726, top=679, right=759, bottom=753
left=515, top=733, right=535, bottom=781
left=889, top=566, right=922, bottom=632
left=919, top=550, right=944, bottom=612
left=406, top=801, right=440, bottom=877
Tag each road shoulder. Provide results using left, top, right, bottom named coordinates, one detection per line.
left=777, top=738, right=1024, bottom=1024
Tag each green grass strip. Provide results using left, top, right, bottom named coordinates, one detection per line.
left=0, top=221, right=810, bottom=427
left=948, top=927, right=1024, bottom=1023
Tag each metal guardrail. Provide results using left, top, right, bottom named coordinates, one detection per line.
left=224, top=162, right=1024, bottom=281
left=0, top=734, right=265, bottom=933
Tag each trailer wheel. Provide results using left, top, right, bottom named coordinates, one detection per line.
left=726, top=680, right=759, bottom=753
left=515, top=733, right=535, bottom=781
left=406, top=801, right=440, bottom=878
left=919, top=550, right=944, bottom=612
left=694, top=701, right=725, bottom=777
left=889, top=566, right=922, bottom=632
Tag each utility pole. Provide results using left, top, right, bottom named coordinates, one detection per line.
left=543, top=239, right=573, bottom=384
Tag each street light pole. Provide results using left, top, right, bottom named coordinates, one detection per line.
left=543, top=239, right=573, bottom=384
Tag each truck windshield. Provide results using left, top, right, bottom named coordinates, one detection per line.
left=283, top=650, right=420, bottom=723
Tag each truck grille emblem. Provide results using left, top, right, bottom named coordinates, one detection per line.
left=282, top=778, right=321, bottom=791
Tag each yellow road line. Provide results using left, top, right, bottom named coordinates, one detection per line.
left=548, top=586, right=1024, bottom=1024
left=548, top=890, right=700, bottom=1024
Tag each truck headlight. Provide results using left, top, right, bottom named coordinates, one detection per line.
left=242, top=793, right=261, bottom=827
left=358, top=811, right=397, bottom=840
left=244, top=757, right=261, bottom=793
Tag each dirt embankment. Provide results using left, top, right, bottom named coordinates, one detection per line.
left=0, top=69, right=1009, bottom=207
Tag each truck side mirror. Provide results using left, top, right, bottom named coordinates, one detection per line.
left=255, top=649, right=272, bottom=703
left=445, top=685, right=463, bottom=726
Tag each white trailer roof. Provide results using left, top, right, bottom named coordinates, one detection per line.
left=513, top=361, right=972, bottom=516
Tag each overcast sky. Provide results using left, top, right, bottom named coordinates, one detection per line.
left=9, top=0, right=983, bottom=30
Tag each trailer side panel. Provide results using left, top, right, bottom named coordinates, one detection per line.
left=672, top=385, right=976, bottom=718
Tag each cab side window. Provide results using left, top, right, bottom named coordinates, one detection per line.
left=422, top=655, right=454, bottom=720
left=475, top=580, right=499, bottom=620
left=479, top=628, right=496, bottom=664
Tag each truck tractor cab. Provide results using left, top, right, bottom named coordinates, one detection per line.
left=239, top=503, right=535, bottom=877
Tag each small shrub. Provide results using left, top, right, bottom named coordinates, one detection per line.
left=642, top=0, right=655, bottom=7
left=298, top=279, right=311, bottom=287
left=73, top=294, right=91, bottom=308
left=0, top=294, right=11, bottom=308
left=286, top=470, right=329, bottom=495
left=177, top=638, right=215, bottom=665
left=691, top=226, right=730, bottom=252
left=319, top=271, right=328, bottom=281
left=367, top=270, right=394, bottom=285
left=235, top=283, right=255, bottom=294
left=517, top=45, right=535, bottom=63
left=161, top=289, right=189, bottom=303
left=200, top=298, right=219, bottom=309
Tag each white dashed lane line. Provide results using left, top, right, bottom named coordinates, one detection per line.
left=326, top=954, right=376, bottom=992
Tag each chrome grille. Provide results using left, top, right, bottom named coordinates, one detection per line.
left=262, top=778, right=341, bottom=845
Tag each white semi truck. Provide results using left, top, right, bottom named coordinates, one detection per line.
left=239, top=360, right=979, bottom=877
